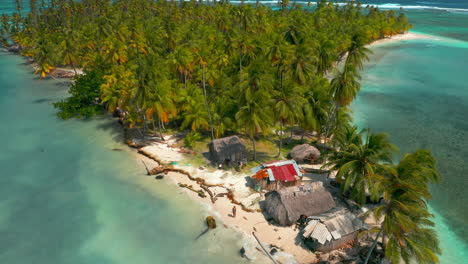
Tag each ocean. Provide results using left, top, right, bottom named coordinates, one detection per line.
left=352, top=3, right=468, bottom=263
left=0, top=50, right=251, bottom=264
left=1, top=1, right=467, bottom=263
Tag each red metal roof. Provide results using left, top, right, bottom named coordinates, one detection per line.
left=269, top=164, right=297, bottom=182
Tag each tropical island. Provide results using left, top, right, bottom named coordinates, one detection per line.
left=1, top=0, right=442, bottom=263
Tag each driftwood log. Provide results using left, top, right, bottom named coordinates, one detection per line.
left=138, top=148, right=261, bottom=212
left=178, top=183, right=206, bottom=198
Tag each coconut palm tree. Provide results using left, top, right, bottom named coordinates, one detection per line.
left=272, top=82, right=303, bottom=157
left=345, top=32, right=372, bottom=70
left=365, top=150, right=441, bottom=264
left=235, top=93, right=272, bottom=161
left=325, top=129, right=398, bottom=204
left=330, top=63, right=361, bottom=107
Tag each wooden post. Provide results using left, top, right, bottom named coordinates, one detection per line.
left=252, top=232, right=279, bottom=264
left=141, top=160, right=151, bottom=175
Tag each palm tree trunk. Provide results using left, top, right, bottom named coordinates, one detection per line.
left=141, top=110, right=147, bottom=140
left=71, top=61, right=77, bottom=75
left=152, top=119, right=157, bottom=132
left=286, top=128, right=293, bottom=145
left=202, top=64, right=215, bottom=141
left=364, top=226, right=383, bottom=264
left=239, top=51, right=243, bottom=83
left=158, top=116, right=165, bottom=141
left=277, top=122, right=283, bottom=157
left=250, top=135, right=257, bottom=161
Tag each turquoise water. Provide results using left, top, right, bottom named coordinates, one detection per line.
left=0, top=50, right=249, bottom=263
left=2, top=2, right=468, bottom=264
left=353, top=9, right=468, bottom=263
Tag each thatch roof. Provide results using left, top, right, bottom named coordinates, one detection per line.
left=302, top=208, right=366, bottom=250
left=289, top=144, right=321, bottom=163
left=264, top=182, right=336, bottom=226
left=208, top=136, right=246, bottom=163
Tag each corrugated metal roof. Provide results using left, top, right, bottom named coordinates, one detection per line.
left=291, top=160, right=303, bottom=177
left=303, top=219, right=319, bottom=237
left=251, top=166, right=262, bottom=174
left=303, top=208, right=365, bottom=245
left=270, top=164, right=296, bottom=181
left=267, top=168, right=275, bottom=181
left=252, top=160, right=303, bottom=182
left=310, top=222, right=332, bottom=244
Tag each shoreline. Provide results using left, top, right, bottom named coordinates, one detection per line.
left=367, top=31, right=435, bottom=47
left=126, top=32, right=431, bottom=264
left=129, top=135, right=371, bottom=264
left=132, top=137, right=308, bottom=263
left=0, top=31, right=426, bottom=263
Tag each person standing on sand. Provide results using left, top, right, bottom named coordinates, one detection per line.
left=232, top=206, right=237, bottom=218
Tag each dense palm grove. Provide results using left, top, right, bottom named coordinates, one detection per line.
left=1, top=0, right=441, bottom=263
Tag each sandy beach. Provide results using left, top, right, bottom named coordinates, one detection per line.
left=129, top=133, right=368, bottom=264
left=368, top=31, right=435, bottom=47
left=126, top=32, right=425, bottom=263
left=123, top=32, right=428, bottom=263
left=133, top=137, right=317, bottom=264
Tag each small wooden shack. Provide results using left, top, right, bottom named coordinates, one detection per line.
left=251, top=160, right=303, bottom=191
left=208, top=136, right=246, bottom=166
left=263, top=182, right=336, bottom=226
left=302, top=208, right=366, bottom=252
left=289, top=144, right=321, bottom=164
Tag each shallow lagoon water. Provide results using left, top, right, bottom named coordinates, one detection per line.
left=1, top=1, right=468, bottom=263
left=353, top=26, right=468, bottom=264
left=0, top=50, right=249, bottom=264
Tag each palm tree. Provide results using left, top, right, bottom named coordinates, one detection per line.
left=235, top=93, right=272, bottom=161
left=326, top=63, right=361, bottom=139
left=179, top=84, right=210, bottom=132
left=273, top=82, right=303, bottom=157
left=61, top=30, right=79, bottom=74
left=315, top=39, right=336, bottom=76
left=330, top=63, right=361, bottom=107
left=365, top=150, right=441, bottom=264
left=235, top=60, right=273, bottom=160
left=325, top=129, right=398, bottom=204
left=345, top=32, right=372, bottom=70
left=290, top=42, right=316, bottom=85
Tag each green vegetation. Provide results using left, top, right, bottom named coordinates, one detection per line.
left=0, top=0, right=412, bottom=156
left=328, top=127, right=442, bottom=264
left=1, top=0, right=441, bottom=262
left=53, top=69, right=104, bottom=119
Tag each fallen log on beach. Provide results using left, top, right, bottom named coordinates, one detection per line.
left=137, top=147, right=260, bottom=212
left=178, top=183, right=206, bottom=198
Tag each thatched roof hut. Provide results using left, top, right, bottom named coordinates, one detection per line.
left=264, top=182, right=336, bottom=226
left=208, top=136, right=246, bottom=165
left=289, top=144, right=321, bottom=164
left=302, top=208, right=366, bottom=252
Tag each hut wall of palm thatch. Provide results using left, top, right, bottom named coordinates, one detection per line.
left=208, top=136, right=246, bottom=165
left=263, top=182, right=336, bottom=226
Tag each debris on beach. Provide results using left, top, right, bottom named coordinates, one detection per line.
left=195, top=216, right=217, bottom=240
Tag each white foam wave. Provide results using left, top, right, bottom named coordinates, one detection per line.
left=374, top=3, right=468, bottom=12
left=226, top=1, right=468, bottom=13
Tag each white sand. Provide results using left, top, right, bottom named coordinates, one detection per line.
left=136, top=137, right=316, bottom=264
left=126, top=32, right=431, bottom=261
left=368, top=32, right=435, bottom=47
